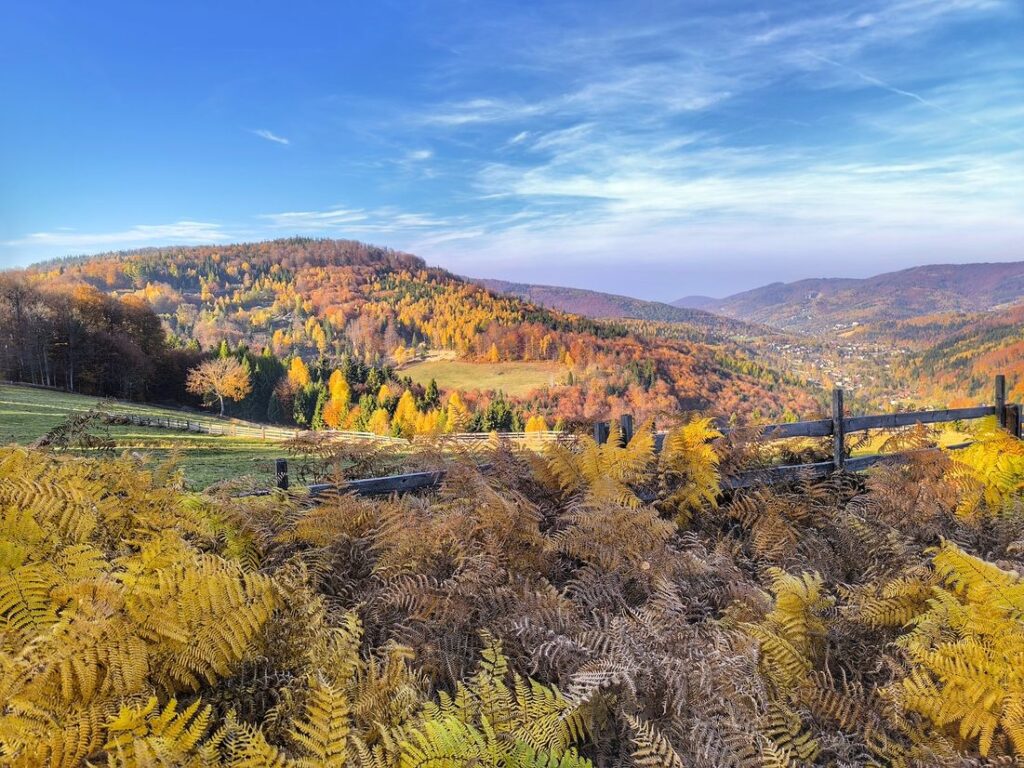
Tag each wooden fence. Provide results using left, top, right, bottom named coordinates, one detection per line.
left=95, top=404, right=567, bottom=448
left=108, top=411, right=410, bottom=445
left=279, top=375, right=1020, bottom=499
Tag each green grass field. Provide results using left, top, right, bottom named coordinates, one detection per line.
left=401, top=359, right=563, bottom=396
left=0, top=384, right=286, bottom=490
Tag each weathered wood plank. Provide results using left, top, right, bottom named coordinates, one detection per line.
left=723, top=460, right=835, bottom=489
left=832, top=388, right=846, bottom=471
left=844, top=406, right=993, bottom=432
left=719, top=419, right=834, bottom=440
left=1008, top=404, right=1022, bottom=439
left=997, top=375, right=1007, bottom=428
left=309, top=469, right=449, bottom=498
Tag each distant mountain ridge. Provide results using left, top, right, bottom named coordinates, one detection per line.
left=673, top=261, right=1024, bottom=333
left=474, top=278, right=770, bottom=340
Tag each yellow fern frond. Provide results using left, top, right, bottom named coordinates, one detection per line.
left=659, top=417, right=722, bottom=522
left=628, top=716, right=684, bottom=768
left=288, top=676, right=351, bottom=767
left=104, top=697, right=212, bottom=765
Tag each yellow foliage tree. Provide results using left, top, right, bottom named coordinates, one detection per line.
left=288, top=356, right=311, bottom=390
left=391, top=390, right=419, bottom=439
left=322, top=370, right=350, bottom=429
left=524, top=414, right=549, bottom=433
left=366, top=408, right=391, bottom=436
left=185, top=358, right=252, bottom=417
left=327, top=369, right=350, bottom=405
left=322, top=398, right=346, bottom=430
left=415, top=409, right=444, bottom=436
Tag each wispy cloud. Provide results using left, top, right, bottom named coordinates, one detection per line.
left=260, top=207, right=367, bottom=228
left=250, top=128, right=290, bottom=145
left=259, top=205, right=454, bottom=235
left=3, top=221, right=229, bottom=250
left=369, top=0, right=1022, bottom=294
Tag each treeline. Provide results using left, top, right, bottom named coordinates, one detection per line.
left=0, top=275, right=200, bottom=401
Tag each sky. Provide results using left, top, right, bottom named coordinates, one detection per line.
left=1, top=0, right=1022, bottom=300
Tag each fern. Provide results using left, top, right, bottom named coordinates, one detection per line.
left=947, top=418, right=1024, bottom=521
left=288, top=676, right=351, bottom=767
left=893, top=542, right=1024, bottom=756
left=628, top=716, right=684, bottom=768
left=545, top=419, right=654, bottom=508
left=744, top=570, right=833, bottom=690
left=659, top=417, right=722, bottom=524
left=104, top=697, right=213, bottom=764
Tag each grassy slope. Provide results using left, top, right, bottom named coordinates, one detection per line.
left=0, top=383, right=285, bottom=490
left=400, top=359, right=563, bottom=397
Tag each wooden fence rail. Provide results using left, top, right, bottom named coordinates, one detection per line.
left=275, top=375, right=1020, bottom=499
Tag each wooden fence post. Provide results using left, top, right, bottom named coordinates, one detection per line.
left=996, top=375, right=1007, bottom=429
left=832, top=387, right=846, bottom=471
left=1006, top=403, right=1021, bottom=439
left=619, top=414, right=634, bottom=445
left=275, top=458, right=289, bottom=490
left=593, top=421, right=609, bottom=445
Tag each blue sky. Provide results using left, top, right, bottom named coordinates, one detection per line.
left=2, top=0, right=1022, bottom=298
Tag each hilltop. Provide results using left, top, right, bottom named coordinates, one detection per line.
left=674, top=261, right=1024, bottom=333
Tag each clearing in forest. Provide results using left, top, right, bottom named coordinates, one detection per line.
left=401, top=358, right=564, bottom=396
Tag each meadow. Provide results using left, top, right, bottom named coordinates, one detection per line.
left=401, top=357, right=563, bottom=396
left=0, top=383, right=286, bottom=489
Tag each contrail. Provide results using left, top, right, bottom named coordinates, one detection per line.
left=805, top=51, right=1023, bottom=148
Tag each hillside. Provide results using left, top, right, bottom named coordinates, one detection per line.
left=675, top=261, right=1024, bottom=333
left=474, top=278, right=769, bottom=342
left=17, top=238, right=819, bottom=424
left=0, top=382, right=286, bottom=488
left=863, top=303, right=1024, bottom=404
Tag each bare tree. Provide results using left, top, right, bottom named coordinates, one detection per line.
left=186, top=358, right=252, bottom=416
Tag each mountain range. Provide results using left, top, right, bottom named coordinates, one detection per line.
left=672, top=261, right=1024, bottom=333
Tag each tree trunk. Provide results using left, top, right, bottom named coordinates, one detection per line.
left=218, top=394, right=225, bottom=417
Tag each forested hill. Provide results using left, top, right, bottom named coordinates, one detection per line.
left=674, top=261, right=1024, bottom=333
left=854, top=303, right=1024, bottom=405
left=15, top=238, right=818, bottom=422
left=473, top=278, right=771, bottom=342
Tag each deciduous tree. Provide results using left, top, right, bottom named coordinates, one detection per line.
left=186, top=357, right=252, bottom=416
